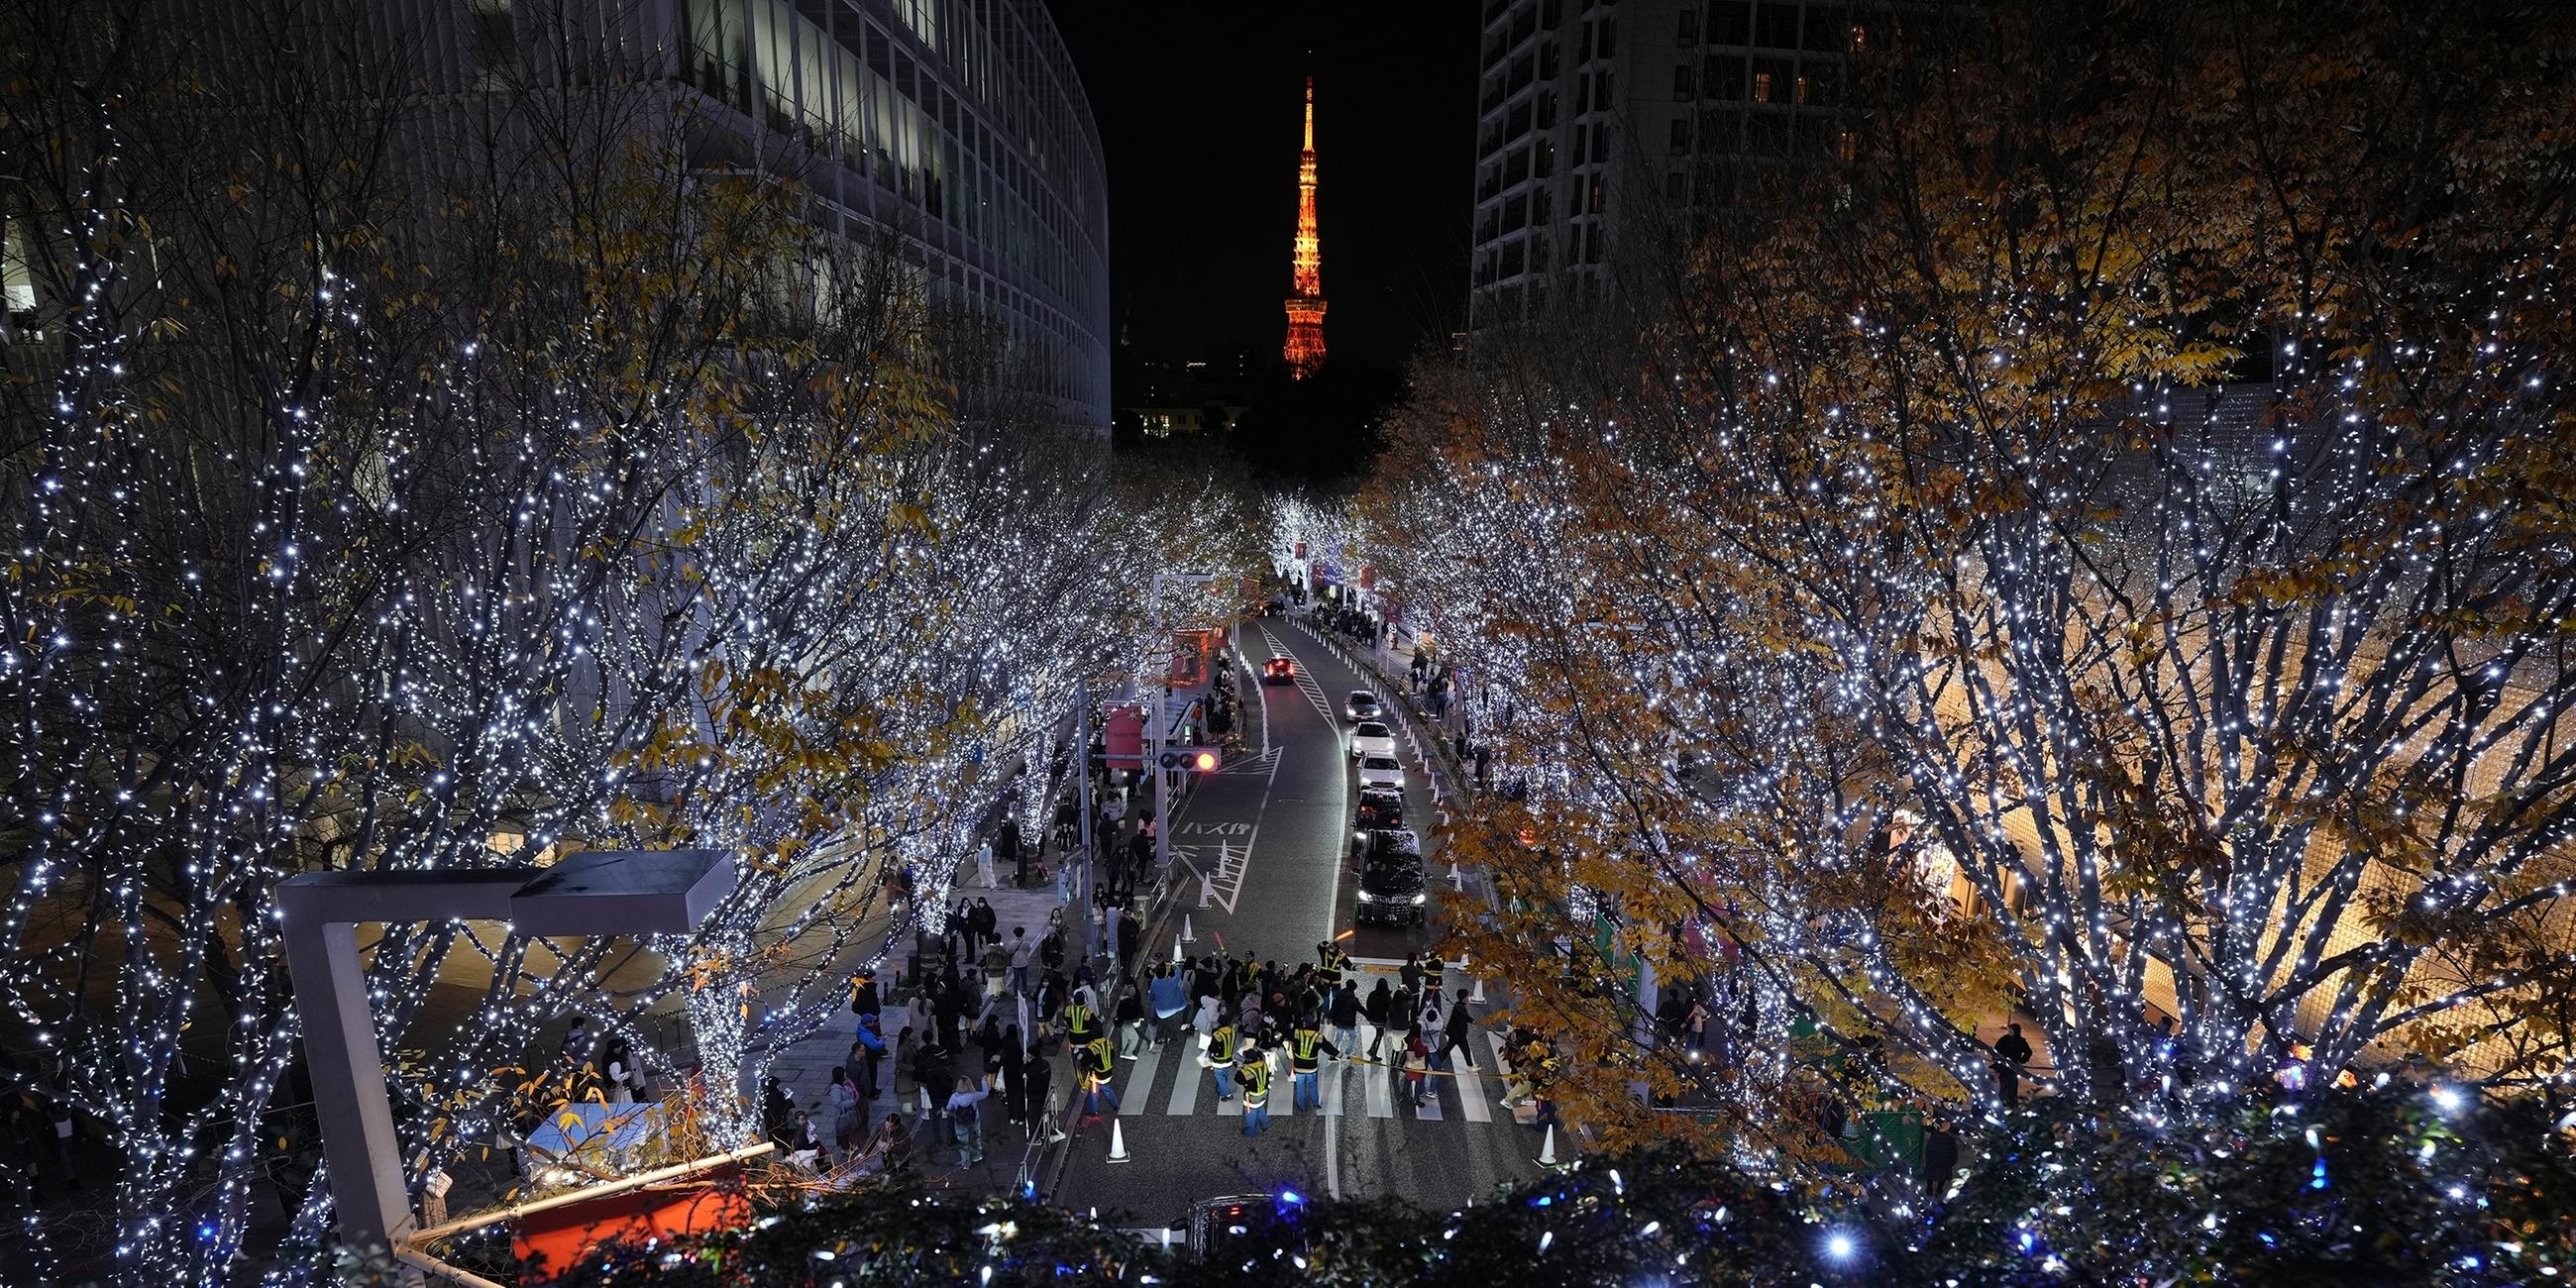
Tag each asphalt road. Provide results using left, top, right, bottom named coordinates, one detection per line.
left=1047, top=620, right=1539, bottom=1234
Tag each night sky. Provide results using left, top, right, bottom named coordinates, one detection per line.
left=1045, top=1, right=1478, bottom=378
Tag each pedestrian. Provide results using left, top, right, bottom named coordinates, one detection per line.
left=1078, top=1031, right=1120, bottom=1119
left=1001, top=815, right=1025, bottom=888
left=1993, top=1022, right=2033, bottom=1106
left=946, top=1074, right=992, bottom=1165
left=982, top=936, right=1011, bottom=1002
left=849, top=968, right=882, bottom=1028
left=1238, top=1045, right=1273, bottom=1137
left=869, top=1112, right=912, bottom=1178
left=1328, top=981, right=1361, bottom=1057
left=1206, top=1013, right=1239, bottom=1101
left=1923, top=1116, right=1961, bottom=1202
left=1009, top=927, right=1035, bottom=995
left=827, top=1066, right=865, bottom=1158
left=1288, top=1019, right=1339, bottom=1111
left=1400, top=952, right=1422, bottom=1000
left=1400, top=1025, right=1431, bottom=1107
left=1061, top=988, right=1099, bottom=1054
left=1149, top=964, right=1189, bottom=1048
left=1362, top=979, right=1392, bottom=1057
left=1435, top=988, right=1474, bottom=1071
left=850, top=1017, right=885, bottom=1100
left=602, top=1038, right=646, bottom=1105
left=973, top=897, right=999, bottom=948
left=760, top=1076, right=796, bottom=1146
left=1117, top=903, right=1141, bottom=970
left=977, top=838, right=997, bottom=889
left=1115, top=982, right=1146, bottom=1059
left=1424, top=954, right=1446, bottom=1001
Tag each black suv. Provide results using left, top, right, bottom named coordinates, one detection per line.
left=1352, top=828, right=1427, bottom=926
left=1354, top=785, right=1405, bottom=830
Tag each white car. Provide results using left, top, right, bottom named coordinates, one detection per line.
left=1355, top=752, right=1406, bottom=791
left=1347, top=720, right=1396, bottom=761
left=1344, top=690, right=1383, bottom=722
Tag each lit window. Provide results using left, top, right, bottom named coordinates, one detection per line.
left=1753, top=71, right=1771, bottom=103
left=1795, top=75, right=1808, bottom=104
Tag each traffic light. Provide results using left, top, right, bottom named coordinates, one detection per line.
left=1158, top=747, right=1221, bottom=773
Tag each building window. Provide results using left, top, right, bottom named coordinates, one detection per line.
left=1753, top=71, right=1772, bottom=103
left=1794, top=75, right=1807, bottom=104
left=1850, top=23, right=1867, bottom=53
left=1673, top=63, right=1695, bottom=100
left=1836, top=129, right=1858, bottom=162
left=1665, top=169, right=1685, bottom=200
left=1668, top=118, right=1690, bottom=154
left=1676, top=10, right=1697, bottom=43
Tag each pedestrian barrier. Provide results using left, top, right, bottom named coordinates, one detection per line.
left=1537, top=1124, right=1560, bottom=1167
left=1106, top=1117, right=1131, bottom=1164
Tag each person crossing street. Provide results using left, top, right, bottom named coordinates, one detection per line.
left=1288, top=1017, right=1340, bottom=1111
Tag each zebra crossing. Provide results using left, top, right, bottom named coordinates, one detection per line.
left=1097, top=1026, right=1525, bottom=1127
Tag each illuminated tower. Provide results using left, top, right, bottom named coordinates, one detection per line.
left=1282, top=76, right=1327, bottom=379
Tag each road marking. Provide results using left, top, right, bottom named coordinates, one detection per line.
left=1321, top=1058, right=1347, bottom=1117
left=1414, top=1082, right=1443, bottom=1121
left=1173, top=747, right=1282, bottom=916
left=1452, top=1044, right=1491, bottom=1123
left=1120, top=1043, right=1163, bottom=1116
left=1165, top=1044, right=1204, bottom=1116
left=1363, top=1061, right=1394, bottom=1118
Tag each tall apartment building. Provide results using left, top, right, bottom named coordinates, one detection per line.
left=1467, top=0, right=1876, bottom=331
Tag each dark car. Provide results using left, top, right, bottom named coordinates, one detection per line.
left=1262, top=656, right=1296, bottom=684
left=1354, top=785, right=1405, bottom=830
left=1353, top=829, right=1427, bottom=926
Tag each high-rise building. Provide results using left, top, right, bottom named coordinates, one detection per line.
left=1467, top=0, right=1875, bottom=331
left=1282, top=76, right=1328, bottom=379
left=361, top=0, right=1114, bottom=433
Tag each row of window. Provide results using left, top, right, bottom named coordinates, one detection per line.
left=1676, top=3, right=1872, bottom=54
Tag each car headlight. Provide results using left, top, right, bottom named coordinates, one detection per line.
left=1355, top=891, right=1380, bottom=903
left=1409, top=894, right=1427, bottom=905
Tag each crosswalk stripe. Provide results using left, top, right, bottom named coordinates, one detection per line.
left=1363, top=1059, right=1393, bottom=1118
left=1120, top=1044, right=1162, bottom=1116
left=1273, top=1067, right=1295, bottom=1118
left=1452, top=1044, right=1491, bottom=1124
left=1166, top=1045, right=1203, bottom=1116
left=1414, top=1075, right=1444, bottom=1121
left=1321, top=1059, right=1347, bottom=1116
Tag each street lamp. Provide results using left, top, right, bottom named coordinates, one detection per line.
left=279, top=849, right=735, bottom=1263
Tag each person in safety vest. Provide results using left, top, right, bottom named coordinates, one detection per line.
left=1205, top=1016, right=1238, bottom=1101
left=1238, top=1044, right=1274, bottom=1137
left=1062, top=996, right=1098, bottom=1052
left=1078, top=1032, right=1119, bottom=1119
left=1316, top=941, right=1347, bottom=990
left=1289, top=1020, right=1342, bottom=1111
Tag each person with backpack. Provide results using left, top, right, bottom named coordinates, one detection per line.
left=944, top=1074, right=992, bottom=1165
left=1400, top=1024, right=1432, bottom=1109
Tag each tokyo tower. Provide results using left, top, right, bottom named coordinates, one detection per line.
left=1282, top=76, right=1327, bottom=379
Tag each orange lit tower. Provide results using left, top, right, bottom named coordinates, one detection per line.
left=1283, top=76, right=1327, bottom=379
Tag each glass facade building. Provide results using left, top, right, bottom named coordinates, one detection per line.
left=668, top=0, right=1108, bottom=432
